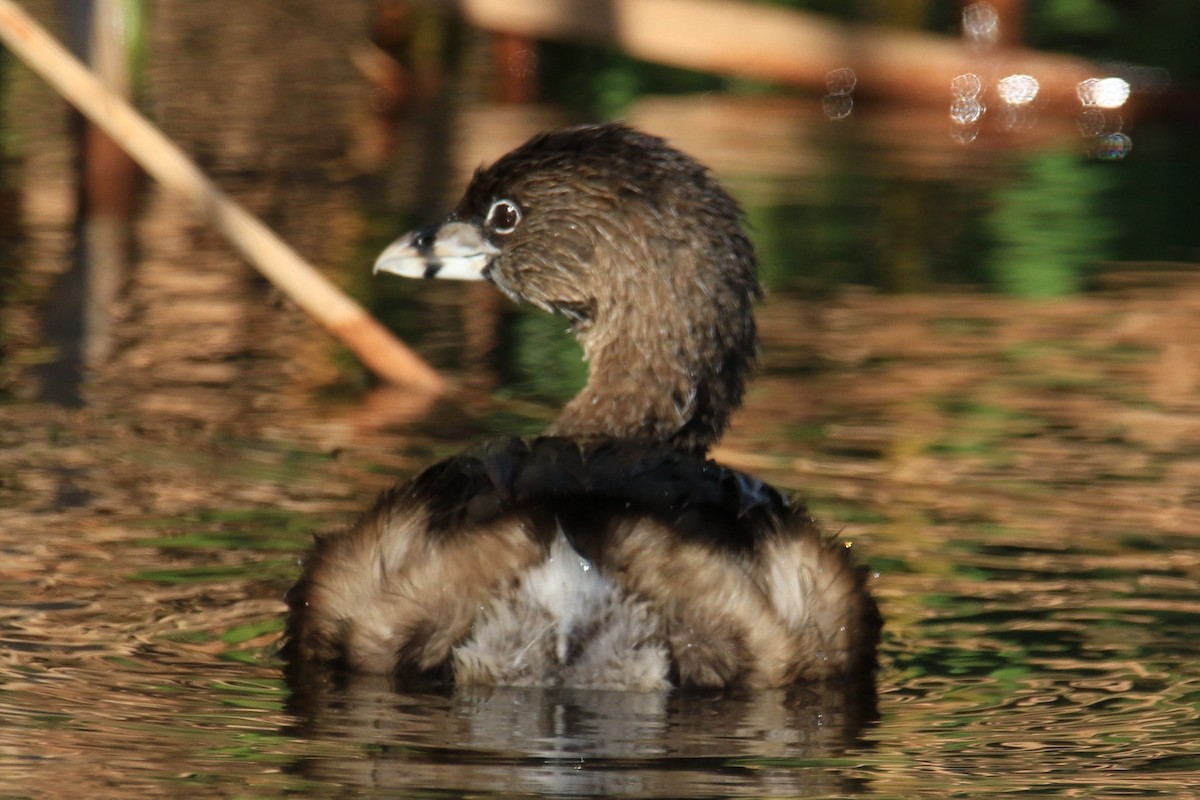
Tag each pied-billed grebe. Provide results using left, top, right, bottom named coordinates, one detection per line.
left=285, top=123, right=879, bottom=690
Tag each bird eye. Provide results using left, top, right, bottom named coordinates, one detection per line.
left=485, top=199, right=522, bottom=235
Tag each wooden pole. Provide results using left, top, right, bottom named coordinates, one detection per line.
left=0, top=0, right=446, bottom=393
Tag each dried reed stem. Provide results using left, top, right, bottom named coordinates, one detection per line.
left=0, top=0, right=446, bottom=393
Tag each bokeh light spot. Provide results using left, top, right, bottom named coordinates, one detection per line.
left=822, top=67, right=856, bottom=120
left=952, top=73, right=983, bottom=99
left=962, top=2, right=1000, bottom=46
left=1077, top=77, right=1131, bottom=109
left=822, top=93, right=853, bottom=121
left=1093, top=132, right=1132, bottom=160
left=998, top=74, right=1039, bottom=106
left=825, top=67, right=857, bottom=94
left=951, top=97, right=986, bottom=125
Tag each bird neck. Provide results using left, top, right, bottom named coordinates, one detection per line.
left=545, top=309, right=748, bottom=455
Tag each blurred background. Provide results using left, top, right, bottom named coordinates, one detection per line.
left=1, top=0, right=1197, bottom=412
left=1, top=2, right=1199, bottom=797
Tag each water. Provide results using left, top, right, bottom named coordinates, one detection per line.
left=3, top=1, right=1200, bottom=796
left=4, top=280, right=1199, bottom=797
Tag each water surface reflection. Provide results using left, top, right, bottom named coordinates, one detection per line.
left=287, top=680, right=876, bottom=797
